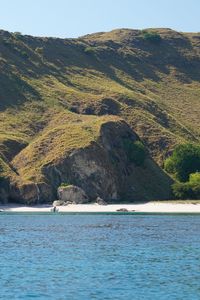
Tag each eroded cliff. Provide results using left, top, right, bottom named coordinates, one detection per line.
left=0, top=115, right=172, bottom=204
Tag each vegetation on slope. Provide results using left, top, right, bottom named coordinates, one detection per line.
left=0, top=28, right=200, bottom=201
left=164, top=143, right=200, bottom=199
left=12, top=112, right=119, bottom=183
left=0, top=29, right=200, bottom=152
left=172, top=173, right=200, bottom=199
left=164, top=143, right=200, bottom=181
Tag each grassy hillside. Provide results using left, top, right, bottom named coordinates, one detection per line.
left=12, top=113, right=120, bottom=183
left=0, top=28, right=199, bottom=202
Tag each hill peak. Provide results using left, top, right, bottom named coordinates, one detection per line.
left=79, top=28, right=185, bottom=42
left=0, top=26, right=200, bottom=204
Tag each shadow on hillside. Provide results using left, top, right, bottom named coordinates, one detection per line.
left=39, top=36, right=200, bottom=89
left=0, top=72, right=41, bottom=110
left=1, top=33, right=200, bottom=108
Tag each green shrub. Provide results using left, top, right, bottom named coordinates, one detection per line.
left=164, top=143, right=200, bottom=182
left=192, top=183, right=200, bottom=198
left=124, top=139, right=146, bottom=166
left=84, top=46, right=96, bottom=55
left=141, top=30, right=162, bottom=43
left=189, top=172, right=200, bottom=184
left=172, top=182, right=193, bottom=199
left=172, top=181, right=200, bottom=199
left=189, top=172, right=200, bottom=198
left=164, top=157, right=175, bottom=174
left=172, top=172, right=200, bottom=199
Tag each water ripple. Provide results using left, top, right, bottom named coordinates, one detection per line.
left=0, top=214, right=200, bottom=299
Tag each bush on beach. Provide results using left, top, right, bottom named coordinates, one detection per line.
left=164, top=143, right=200, bottom=182
left=172, top=173, right=200, bottom=199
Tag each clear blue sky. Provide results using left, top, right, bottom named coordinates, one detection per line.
left=0, top=0, right=199, bottom=38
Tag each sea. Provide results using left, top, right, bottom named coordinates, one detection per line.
left=0, top=213, right=200, bottom=299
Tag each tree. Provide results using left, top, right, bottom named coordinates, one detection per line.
left=172, top=182, right=193, bottom=199
left=189, top=172, right=200, bottom=198
left=172, top=173, right=200, bottom=199
left=164, top=143, right=200, bottom=182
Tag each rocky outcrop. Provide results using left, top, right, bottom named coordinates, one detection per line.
left=0, top=185, right=9, bottom=204
left=57, top=185, right=89, bottom=204
left=5, top=118, right=173, bottom=204
left=0, top=176, right=11, bottom=204
left=52, top=200, right=65, bottom=206
left=96, top=197, right=107, bottom=205
left=41, top=120, right=172, bottom=203
left=9, top=182, right=53, bottom=205
left=2, top=28, right=200, bottom=204
left=116, top=208, right=129, bottom=212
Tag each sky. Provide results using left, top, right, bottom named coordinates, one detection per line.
left=0, top=0, right=199, bottom=38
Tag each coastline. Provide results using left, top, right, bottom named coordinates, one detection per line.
left=1, top=202, right=200, bottom=213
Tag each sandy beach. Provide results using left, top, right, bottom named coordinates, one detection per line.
left=1, top=202, right=200, bottom=213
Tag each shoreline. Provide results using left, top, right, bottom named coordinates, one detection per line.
left=1, top=202, right=200, bottom=213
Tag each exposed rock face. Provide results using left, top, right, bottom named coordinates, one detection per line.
left=2, top=28, right=200, bottom=204
left=0, top=186, right=9, bottom=204
left=57, top=185, right=89, bottom=204
left=41, top=120, right=172, bottom=203
left=14, top=183, right=39, bottom=204
left=5, top=119, right=173, bottom=204
left=0, top=177, right=11, bottom=204
left=9, top=182, right=53, bottom=205
left=52, top=200, right=65, bottom=206
left=39, top=121, right=130, bottom=202
left=96, top=197, right=107, bottom=205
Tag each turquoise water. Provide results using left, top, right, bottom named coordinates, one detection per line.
left=1, top=214, right=200, bottom=299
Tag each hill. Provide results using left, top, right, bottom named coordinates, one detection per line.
left=0, top=28, right=199, bottom=203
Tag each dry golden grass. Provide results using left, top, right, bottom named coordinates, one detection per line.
left=11, top=113, right=120, bottom=182
left=0, top=27, right=200, bottom=184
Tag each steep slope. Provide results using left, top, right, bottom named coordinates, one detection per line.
left=0, top=28, right=199, bottom=203
left=0, top=112, right=172, bottom=204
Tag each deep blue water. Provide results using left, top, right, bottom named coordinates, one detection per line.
left=0, top=213, right=200, bottom=300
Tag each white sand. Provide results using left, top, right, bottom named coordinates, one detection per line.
left=1, top=202, right=200, bottom=213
